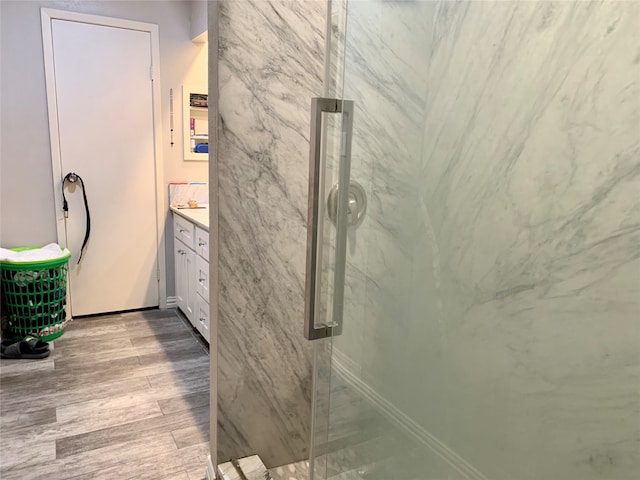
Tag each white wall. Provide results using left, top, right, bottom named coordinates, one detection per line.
left=0, top=0, right=208, bottom=295
left=190, top=0, right=207, bottom=43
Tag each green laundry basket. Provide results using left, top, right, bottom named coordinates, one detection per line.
left=1, top=246, right=71, bottom=342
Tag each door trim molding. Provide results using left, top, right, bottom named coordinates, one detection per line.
left=41, top=8, right=167, bottom=314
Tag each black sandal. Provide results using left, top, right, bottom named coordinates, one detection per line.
left=0, top=336, right=50, bottom=359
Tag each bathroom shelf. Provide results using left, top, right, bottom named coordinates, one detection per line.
left=183, top=85, right=208, bottom=161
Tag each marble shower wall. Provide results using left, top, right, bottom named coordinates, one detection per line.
left=216, top=0, right=326, bottom=469
left=330, top=0, right=433, bottom=377
left=331, top=1, right=639, bottom=479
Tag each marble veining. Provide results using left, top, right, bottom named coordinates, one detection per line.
left=213, top=0, right=638, bottom=478
left=169, top=183, right=209, bottom=207
left=216, top=0, right=326, bottom=469
left=327, top=1, right=640, bottom=480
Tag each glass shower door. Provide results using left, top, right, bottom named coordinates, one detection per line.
left=307, top=1, right=640, bottom=480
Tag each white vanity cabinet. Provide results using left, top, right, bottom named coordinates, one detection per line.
left=173, top=212, right=210, bottom=343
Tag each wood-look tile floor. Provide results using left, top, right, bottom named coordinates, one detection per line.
left=0, top=309, right=210, bottom=480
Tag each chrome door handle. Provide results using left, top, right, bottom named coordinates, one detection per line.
left=304, top=97, right=354, bottom=340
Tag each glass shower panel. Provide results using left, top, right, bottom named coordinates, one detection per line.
left=310, top=1, right=640, bottom=479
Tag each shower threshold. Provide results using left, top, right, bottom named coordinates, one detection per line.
left=218, top=456, right=309, bottom=480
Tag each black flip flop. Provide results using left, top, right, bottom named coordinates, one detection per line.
left=1, top=336, right=50, bottom=359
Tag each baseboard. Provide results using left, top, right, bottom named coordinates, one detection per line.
left=166, top=296, right=177, bottom=308
left=332, top=349, right=488, bottom=480
left=207, top=454, right=216, bottom=480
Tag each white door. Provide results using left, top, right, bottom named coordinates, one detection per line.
left=45, top=16, right=160, bottom=316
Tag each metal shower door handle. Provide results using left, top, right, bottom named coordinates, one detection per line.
left=304, top=97, right=354, bottom=340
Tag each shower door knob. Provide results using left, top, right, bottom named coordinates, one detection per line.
left=327, top=180, right=366, bottom=227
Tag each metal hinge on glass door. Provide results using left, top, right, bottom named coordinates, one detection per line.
left=304, top=97, right=354, bottom=340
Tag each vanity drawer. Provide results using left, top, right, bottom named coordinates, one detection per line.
left=195, top=294, right=210, bottom=343
left=173, top=215, right=195, bottom=249
left=195, top=226, right=209, bottom=261
left=195, top=254, right=209, bottom=301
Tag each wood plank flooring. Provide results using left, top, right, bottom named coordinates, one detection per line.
left=0, top=309, right=210, bottom=480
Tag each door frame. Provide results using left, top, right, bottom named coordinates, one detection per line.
left=41, top=8, right=167, bottom=315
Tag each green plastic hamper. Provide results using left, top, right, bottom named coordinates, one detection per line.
left=1, top=247, right=71, bottom=341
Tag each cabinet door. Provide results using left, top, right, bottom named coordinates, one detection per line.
left=184, top=246, right=196, bottom=324
left=174, top=237, right=196, bottom=324
left=174, top=238, right=187, bottom=312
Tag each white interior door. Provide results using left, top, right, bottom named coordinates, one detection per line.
left=46, top=17, right=160, bottom=316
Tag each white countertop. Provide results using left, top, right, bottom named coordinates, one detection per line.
left=170, top=206, right=210, bottom=231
